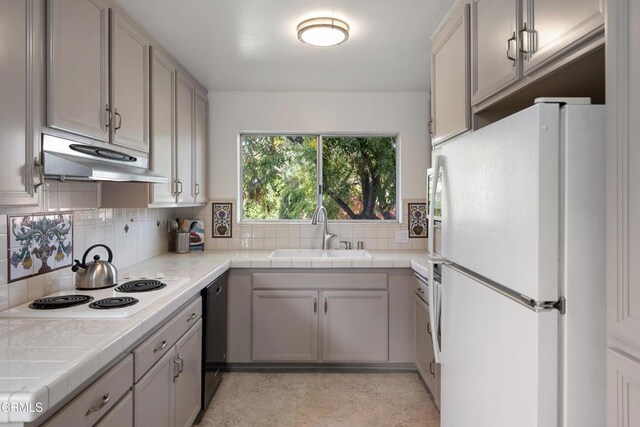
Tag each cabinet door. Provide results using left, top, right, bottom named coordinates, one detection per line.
left=194, top=90, right=208, bottom=204
left=430, top=2, right=470, bottom=144
left=415, top=296, right=437, bottom=395
left=471, top=0, right=521, bottom=105
left=523, top=0, right=604, bottom=75
left=175, top=320, right=202, bottom=427
left=134, top=347, right=175, bottom=427
left=252, top=290, right=319, bottom=362
left=110, top=9, right=150, bottom=153
left=47, top=0, right=109, bottom=141
left=176, top=71, right=195, bottom=204
left=609, top=349, right=640, bottom=427
left=0, top=0, right=42, bottom=206
left=321, top=291, right=388, bottom=362
left=150, top=48, right=177, bottom=204
left=95, top=391, right=133, bottom=427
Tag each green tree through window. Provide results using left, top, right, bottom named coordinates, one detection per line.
left=241, top=134, right=397, bottom=221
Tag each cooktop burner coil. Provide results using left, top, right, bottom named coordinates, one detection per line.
left=89, top=297, right=139, bottom=310
left=115, top=280, right=167, bottom=293
left=29, top=295, right=94, bottom=310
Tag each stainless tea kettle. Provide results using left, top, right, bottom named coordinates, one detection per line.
left=72, top=244, right=118, bottom=289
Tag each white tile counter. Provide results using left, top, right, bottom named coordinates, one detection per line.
left=0, top=250, right=429, bottom=424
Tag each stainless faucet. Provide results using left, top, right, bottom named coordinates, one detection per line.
left=311, top=206, right=336, bottom=250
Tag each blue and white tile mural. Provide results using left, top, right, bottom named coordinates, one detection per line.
left=7, top=213, right=73, bottom=282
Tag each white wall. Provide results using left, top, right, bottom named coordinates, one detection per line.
left=208, top=91, right=430, bottom=200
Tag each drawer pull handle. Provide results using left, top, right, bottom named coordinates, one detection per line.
left=216, top=286, right=222, bottom=295
left=187, top=313, right=197, bottom=322
left=427, top=322, right=432, bottom=335
left=85, top=393, right=110, bottom=416
left=154, top=339, right=168, bottom=352
left=429, top=360, right=436, bottom=376
left=177, top=355, right=184, bottom=373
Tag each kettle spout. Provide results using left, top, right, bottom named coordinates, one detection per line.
left=71, top=259, right=86, bottom=273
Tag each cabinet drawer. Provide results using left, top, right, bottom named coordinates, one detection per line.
left=252, top=273, right=388, bottom=290
left=134, top=297, right=201, bottom=382
left=95, top=391, right=133, bottom=427
left=44, top=355, right=133, bottom=427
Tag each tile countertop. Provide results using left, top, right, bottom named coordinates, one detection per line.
left=0, top=250, right=430, bottom=424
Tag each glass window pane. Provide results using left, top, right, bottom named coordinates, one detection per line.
left=322, top=136, right=397, bottom=220
left=241, top=135, right=317, bottom=220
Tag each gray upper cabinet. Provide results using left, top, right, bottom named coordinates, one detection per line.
left=430, top=2, right=471, bottom=145
left=150, top=47, right=177, bottom=204
left=522, top=0, right=604, bottom=75
left=47, top=0, right=110, bottom=142
left=176, top=71, right=195, bottom=205
left=194, top=89, right=208, bottom=204
left=471, top=0, right=522, bottom=105
left=0, top=0, right=43, bottom=206
left=110, top=9, right=150, bottom=153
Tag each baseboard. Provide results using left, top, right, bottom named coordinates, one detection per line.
left=225, top=362, right=417, bottom=373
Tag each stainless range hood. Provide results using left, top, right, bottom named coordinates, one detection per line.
left=43, top=135, right=168, bottom=183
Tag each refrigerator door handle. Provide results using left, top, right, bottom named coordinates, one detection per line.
left=428, top=155, right=444, bottom=257
left=445, top=262, right=566, bottom=314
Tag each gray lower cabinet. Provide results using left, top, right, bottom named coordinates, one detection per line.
left=95, top=391, right=133, bottom=427
left=252, top=290, right=319, bottom=362
left=134, top=348, right=176, bottom=427
left=43, top=355, right=134, bottom=427
left=321, top=291, right=388, bottom=362
left=174, top=320, right=203, bottom=427
left=251, top=288, right=389, bottom=363
left=415, top=295, right=440, bottom=409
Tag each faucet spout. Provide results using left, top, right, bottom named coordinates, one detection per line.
left=311, top=206, right=335, bottom=250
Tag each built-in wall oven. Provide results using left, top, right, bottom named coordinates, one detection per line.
left=414, top=267, right=441, bottom=410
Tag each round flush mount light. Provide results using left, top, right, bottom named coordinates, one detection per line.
left=297, top=17, right=350, bottom=47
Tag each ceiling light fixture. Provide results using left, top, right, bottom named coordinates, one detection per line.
left=297, top=17, right=350, bottom=47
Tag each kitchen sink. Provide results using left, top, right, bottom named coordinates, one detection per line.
left=268, top=249, right=372, bottom=259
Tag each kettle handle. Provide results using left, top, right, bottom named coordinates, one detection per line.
left=81, top=244, right=114, bottom=266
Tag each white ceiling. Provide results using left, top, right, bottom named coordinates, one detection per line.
left=116, top=0, right=456, bottom=92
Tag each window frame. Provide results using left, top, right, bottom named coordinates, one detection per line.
left=238, top=132, right=402, bottom=224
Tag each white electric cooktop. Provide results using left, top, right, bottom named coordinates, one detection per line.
left=0, top=274, right=190, bottom=318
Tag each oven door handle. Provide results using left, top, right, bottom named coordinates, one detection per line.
left=428, top=155, right=444, bottom=257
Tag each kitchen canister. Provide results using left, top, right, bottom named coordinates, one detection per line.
left=175, top=232, right=190, bottom=254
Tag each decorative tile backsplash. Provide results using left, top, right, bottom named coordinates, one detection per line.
left=408, top=203, right=427, bottom=238
left=212, top=203, right=232, bottom=238
left=180, top=199, right=428, bottom=251
left=8, top=213, right=73, bottom=282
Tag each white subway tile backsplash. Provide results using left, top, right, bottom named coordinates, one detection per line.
left=0, top=182, right=177, bottom=309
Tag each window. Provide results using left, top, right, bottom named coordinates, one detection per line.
left=241, top=134, right=398, bottom=221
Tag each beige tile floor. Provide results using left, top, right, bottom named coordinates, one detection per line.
left=199, top=372, right=440, bottom=427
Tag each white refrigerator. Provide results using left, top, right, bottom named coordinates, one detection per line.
left=427, top=101, right=606, bottom=427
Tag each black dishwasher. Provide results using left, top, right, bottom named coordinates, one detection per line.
left=195, top=271, right=228, bottom=423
